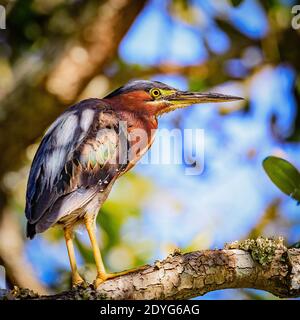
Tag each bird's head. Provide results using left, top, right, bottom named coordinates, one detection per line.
left=105, top=80, right=243, bottom=117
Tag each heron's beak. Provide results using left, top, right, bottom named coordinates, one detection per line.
left=168, top=91, right=244, bottom=106
left=156, top=90, right=244, bottom=116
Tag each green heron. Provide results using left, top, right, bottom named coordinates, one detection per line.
left=25, top=80, right=242, bottom=287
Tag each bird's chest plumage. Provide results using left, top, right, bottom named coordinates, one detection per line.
left=58, top=119, right=157, bottom=229
left=118, top=110, right=158, bottom=173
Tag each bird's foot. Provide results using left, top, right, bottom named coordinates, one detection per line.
left=93, top=276, right=106, bottom=289
left=93, top=266, right=149, bottom=288
left=93, top=272, right=120, bottom=288
left=72, top=273, right=85, bottom=288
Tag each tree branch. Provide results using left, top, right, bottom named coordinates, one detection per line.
left=2, top=238, right=300, bottom=300
left=46, top=0, right=147, bottom=103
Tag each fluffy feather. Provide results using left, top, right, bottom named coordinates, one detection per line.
left=25, top=99, right=128, bottom=237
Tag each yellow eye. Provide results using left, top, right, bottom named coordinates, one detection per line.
left=150, top=88, right=161, bottom=99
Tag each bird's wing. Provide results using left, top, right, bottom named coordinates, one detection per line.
left=25, top=99, right=128, bottom=224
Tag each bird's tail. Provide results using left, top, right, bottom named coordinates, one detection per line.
left=26, top=222, right=36, bottom=239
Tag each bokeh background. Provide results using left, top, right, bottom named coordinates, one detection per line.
left=0, top=0, right=300, bottom=300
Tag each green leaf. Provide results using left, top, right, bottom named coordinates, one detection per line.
left=263, top=156, right=300, bottom=202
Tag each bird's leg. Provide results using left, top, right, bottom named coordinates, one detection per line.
left=84, top=217, right=149, bottom=288
left=64, top=226, right=84, bottom=287
left=84, top=216, right=109, bottom=287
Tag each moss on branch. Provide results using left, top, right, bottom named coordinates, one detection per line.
left=225, top=236, right=287, bottom=266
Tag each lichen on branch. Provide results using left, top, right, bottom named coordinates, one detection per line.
left=225, top=236, right=287, bottom=266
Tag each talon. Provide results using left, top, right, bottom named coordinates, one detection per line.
left=93, top=276, right=107, bottom=288
left=72, top=274, right=85, bottom=287
left=93, top=272, right=120, bottom=288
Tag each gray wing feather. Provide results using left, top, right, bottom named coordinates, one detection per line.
left=25, top=99, right=126, bottom=227
left=25, top=111, right=82, bottom=223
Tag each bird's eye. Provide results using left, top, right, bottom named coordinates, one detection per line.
left=150, top=88, right=161, bottom=99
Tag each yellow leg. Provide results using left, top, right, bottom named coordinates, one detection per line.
left=84, top=216, right=148, bottom=288
left=64, top=226, right=84, bottom=287
left=84, top=217, right=108, bottom=287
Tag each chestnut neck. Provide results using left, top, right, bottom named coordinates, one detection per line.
left=103, top=92, right=159, bottom=131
